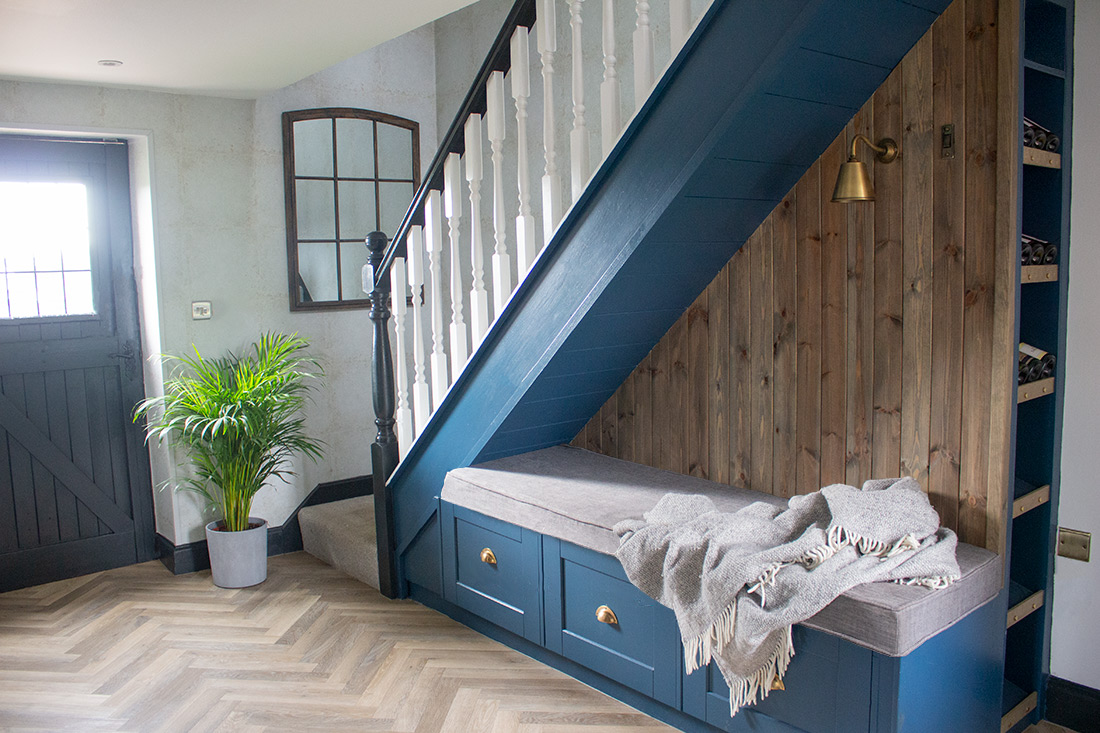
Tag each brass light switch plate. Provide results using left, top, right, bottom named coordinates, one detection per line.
left=1057, top=528, right=1091, bottom=562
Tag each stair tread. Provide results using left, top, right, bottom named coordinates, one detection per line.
left=299, top=497, right=379, bottom=590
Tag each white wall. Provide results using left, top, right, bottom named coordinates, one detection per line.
left=1050, top=1, right=1100, bottom=690
left=0, top=23, right=437, bottom=544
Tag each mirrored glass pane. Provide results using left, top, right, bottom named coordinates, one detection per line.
left=297, top=242, right=338, bottom=302
left=295, top=180, right=335, bottom=240
left=378, top=181, right=415, bottom=236
left=376, top=124, right=414, bottom=180
left=293, top=119, right=333, bottom=177
left=338, top=181, right=377, bottom=240
left=64, top=271, right=95, bottom=315
left=35, top=272, right=65, bottom=317
left=336, top=118, right=375, bottom=178
left=0, top=281, right=8, bottom=318
left=340, top=241, right=372, bottom=301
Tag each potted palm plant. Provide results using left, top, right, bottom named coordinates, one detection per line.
left=135, top=332, right=324, bottom=588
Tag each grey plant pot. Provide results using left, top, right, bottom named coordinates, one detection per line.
left=205, top=517, right=268, bottom=588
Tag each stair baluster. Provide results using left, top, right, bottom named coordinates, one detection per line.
left=634, top=1, right=655, bottom=106
left=568, top=0, right=589, bottom=201
left=600, top=0, right=621, bottom=156
left=444, top=153, right=469, bottom=375
left=511, top=26, right=538, bottom=277
left=407, top=225, right=431, bottom=437
left=670, top=0, right=691, bottom=51
left=424, top=190, right=450, bottom=408
left=389, top=256, right=413, bottom=458
left=487, top=71, right=513, bottom=317
left=465, top=114, right=491, bottom=348
left=537, top=0, right=562, bottom=244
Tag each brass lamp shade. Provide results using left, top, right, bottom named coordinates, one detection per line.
left=831, top=159, right=875, bottom=202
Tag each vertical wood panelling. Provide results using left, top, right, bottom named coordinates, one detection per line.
left=930, top=0, right=966, bottom=531
left=819, top=137, right=848, bottom=487
left=773, top=196, right=798, bottom=498
left=795, top=166, right=822, bottom=496
left=847, top=103, right=876, bottom=487
left=959, top=0, right=998, bottom=548
left=574, top=0, right=1012, bottom=550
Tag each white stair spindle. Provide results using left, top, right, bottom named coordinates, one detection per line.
left=511, top=26, right=538, bottom=278
left=568, top=0, right=590, bottom=201
left=389, top=257, right=413, bottom=457
left=669, top=0, right=691, bottom=51
left=465, top=114, right=491, bottom=347
left=486, top=70, right=513, bottom=317
left=443, top=153, right=469, bottom=376
left=424, top=190, right=450, bottom=409
left=406, top=225, right=431, bottom=436
left=600, top=0, right=621, bottom=156
left=537, top=0, right=563, bottom=244
left=633, top=1, right=655, bottom=106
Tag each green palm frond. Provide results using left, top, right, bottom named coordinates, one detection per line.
left=134, top=333, right=326, bottom=532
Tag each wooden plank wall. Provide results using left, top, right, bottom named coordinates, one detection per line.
left=572, top=0, right=1014, bottom=552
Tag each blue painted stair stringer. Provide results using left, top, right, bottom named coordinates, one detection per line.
left=389, top=0, right=951, bottom=593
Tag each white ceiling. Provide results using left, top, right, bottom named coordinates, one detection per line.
left=0, top=0, right=477, bottom=98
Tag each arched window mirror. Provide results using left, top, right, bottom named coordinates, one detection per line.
left=282, top=108, right=420, bottom=311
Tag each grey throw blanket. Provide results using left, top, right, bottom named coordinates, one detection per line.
left=614, top=478, right=960, bottom=716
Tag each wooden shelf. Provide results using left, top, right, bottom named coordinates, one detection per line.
left=1013, top=484, right=1051, bottom=518
left=1001, top=680, right=1037, bottom=733
left=1021, top=264, right=1057, bottom=283
left=1023, top=147, right=1061, bottom=168
left=1007, top=581, right=1044, bottom=629
left=1018, top=377, right=1054, bottom=403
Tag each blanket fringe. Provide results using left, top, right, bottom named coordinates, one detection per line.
left=727, top=625, right=795, bottom=716
left=684, top=602, right=737, bottom=673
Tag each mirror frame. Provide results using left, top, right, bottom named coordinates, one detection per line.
left=282, top=107, right=420, bottom=312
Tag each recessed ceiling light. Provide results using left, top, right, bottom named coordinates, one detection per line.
left=97, top=59, right=123, bottom=67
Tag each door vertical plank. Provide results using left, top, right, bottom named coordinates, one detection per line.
left=102, top=369, right=134, bottom=517
left=901, top=38, right=934, bottom=496
left=687, top=289, right=710, bottom=479
left=85, top=368, right=112, bottom=537
left=709, top=267, right=730, bottom=485
left=820, top=135, right=848, bottom=487
left=929, top=1, right=966, bottom=532
left=0, top=427, right=16, bottom=553
left=65, top=369, right=99, bottom=539
left=44, top=371, right=79, bottom=543
left=3, top=375, right=38, bottom=549
left=24, top=373, right=59, bottom=546
left=958, top=0, right=998, bottom=547
left=750, top=220, right=774, bottom=494
left=846, top=103, right=876, bottom=487
left=773, top=193, right=798, bottom=498
left=795, top=164, right=822, bottom=495
left=729, top=248, right=752, bottom=487
left=616, top=376, right=635, bottom=464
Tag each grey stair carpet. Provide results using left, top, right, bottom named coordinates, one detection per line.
left=299, top=496, right=379, bottom=590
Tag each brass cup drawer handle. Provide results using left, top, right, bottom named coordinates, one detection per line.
left=595, top=605, right=619, bottom=625
left=480, top=547, right=497, bottom=565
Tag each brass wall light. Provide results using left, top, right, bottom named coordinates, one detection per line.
left=831, top=135, right=899, bottom=203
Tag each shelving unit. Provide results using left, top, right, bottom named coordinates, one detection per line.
left=1002, top=1, right=1073, bottom=731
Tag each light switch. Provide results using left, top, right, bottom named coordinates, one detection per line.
left=192, top=301, right=212, bottom=320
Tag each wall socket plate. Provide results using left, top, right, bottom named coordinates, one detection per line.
left=1057, top=527, right=1091, bottom=562
left=191, top=301, right=212, bottom=320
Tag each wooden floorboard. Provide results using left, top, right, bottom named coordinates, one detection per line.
left=0, top=553, right=673, bottom=732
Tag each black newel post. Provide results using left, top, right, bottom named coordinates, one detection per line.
left=367, top=231, right=400, bottom=598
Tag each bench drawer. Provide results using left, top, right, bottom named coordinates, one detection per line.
left=683, top=624, right=872, bottom=733
left=441, top=502, right=542, bottom=644
left=544, top=540, right=681, bottom=708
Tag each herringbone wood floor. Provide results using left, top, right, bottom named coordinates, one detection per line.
left=0, top=552, right=673, bottom=732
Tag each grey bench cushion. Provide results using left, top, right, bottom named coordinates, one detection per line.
left=441, top=444, right=1001, bottom=657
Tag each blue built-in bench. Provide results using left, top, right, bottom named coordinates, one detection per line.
left=433, top=445, right=1005, bottom=733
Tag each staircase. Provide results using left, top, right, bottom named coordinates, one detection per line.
left=300, top=0, right=953, bottom=597
left=299, top=497, right=379, bottom=589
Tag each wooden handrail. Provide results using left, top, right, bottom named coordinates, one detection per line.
left=373, top=0, right=536, bottom=286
